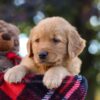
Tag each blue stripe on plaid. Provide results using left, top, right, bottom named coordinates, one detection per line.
left=42, top=89, right=55, bottom=100
left=76, top=75, right=82, bottom=81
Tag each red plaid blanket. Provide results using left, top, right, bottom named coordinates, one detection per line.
left=0, top=73, right=88, bottom=100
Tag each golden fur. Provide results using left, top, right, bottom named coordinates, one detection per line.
left=4, top=17, right=86, bottom=89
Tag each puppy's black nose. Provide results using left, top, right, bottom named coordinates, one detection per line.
left=2, top=33, right=11, bottom=40
left=39, top=51, right=48, bottom=59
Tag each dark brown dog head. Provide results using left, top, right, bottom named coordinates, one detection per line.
left=0, top=20, right=20, bottom=52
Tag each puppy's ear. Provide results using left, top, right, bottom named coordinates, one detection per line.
left=27, top=28, right=34, bottom=57
left=27, top=39, right=33, bottom=57
left=67, top=28, right=86, bottom=59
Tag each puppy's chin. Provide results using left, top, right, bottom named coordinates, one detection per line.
left=36, top=58, right=62, bottom=67
left=34, top=61, right=53, bottom=74
left=36, top=60, right=54, bottom=67
left=34, top=58, right=63, bottom=74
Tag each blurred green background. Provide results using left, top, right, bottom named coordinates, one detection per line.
left=0, top=0, right=100, bottom=100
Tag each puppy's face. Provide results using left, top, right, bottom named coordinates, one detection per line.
left=30, top=28, right=67, bottom=67
left=28, top=17, right=86, bottom=67
left=0, top=21, right=19, bottom=51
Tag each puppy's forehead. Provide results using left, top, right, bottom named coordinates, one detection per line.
left=31, top=17, right=73, bottom=38
left=32, top=26, right=64, bottom=40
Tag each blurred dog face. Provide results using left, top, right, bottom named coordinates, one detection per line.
left=27, top=17, right=85, bottom=67
left=0, top=20, right=20, bottom=51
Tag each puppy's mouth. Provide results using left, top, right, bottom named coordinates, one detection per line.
left=34, top=54, right=60, bottom=66
left=37, top=57, right=62, bottom=67
left=40, top=60, right=55, bottom=65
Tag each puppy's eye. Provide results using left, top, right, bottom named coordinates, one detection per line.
left=35, top=38, right=40, bottom=43
left=52, top=38, right=61, bottom=43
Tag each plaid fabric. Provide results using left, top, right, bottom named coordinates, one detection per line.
left=0, top=52, right=21, bottom=71
left=0, top=73, right=88, bottom=100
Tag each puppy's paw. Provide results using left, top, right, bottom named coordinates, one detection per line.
left=43, top=66, right=70, bottom=89
left=4, top=65, right=27, bottom=83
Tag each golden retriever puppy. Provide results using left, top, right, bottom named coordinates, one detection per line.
left=4, top=17, right=86, bottom=89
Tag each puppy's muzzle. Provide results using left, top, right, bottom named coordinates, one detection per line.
left=2, top=33, right=11, bottom=40
left=39, top=51, right=48, bottom=60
